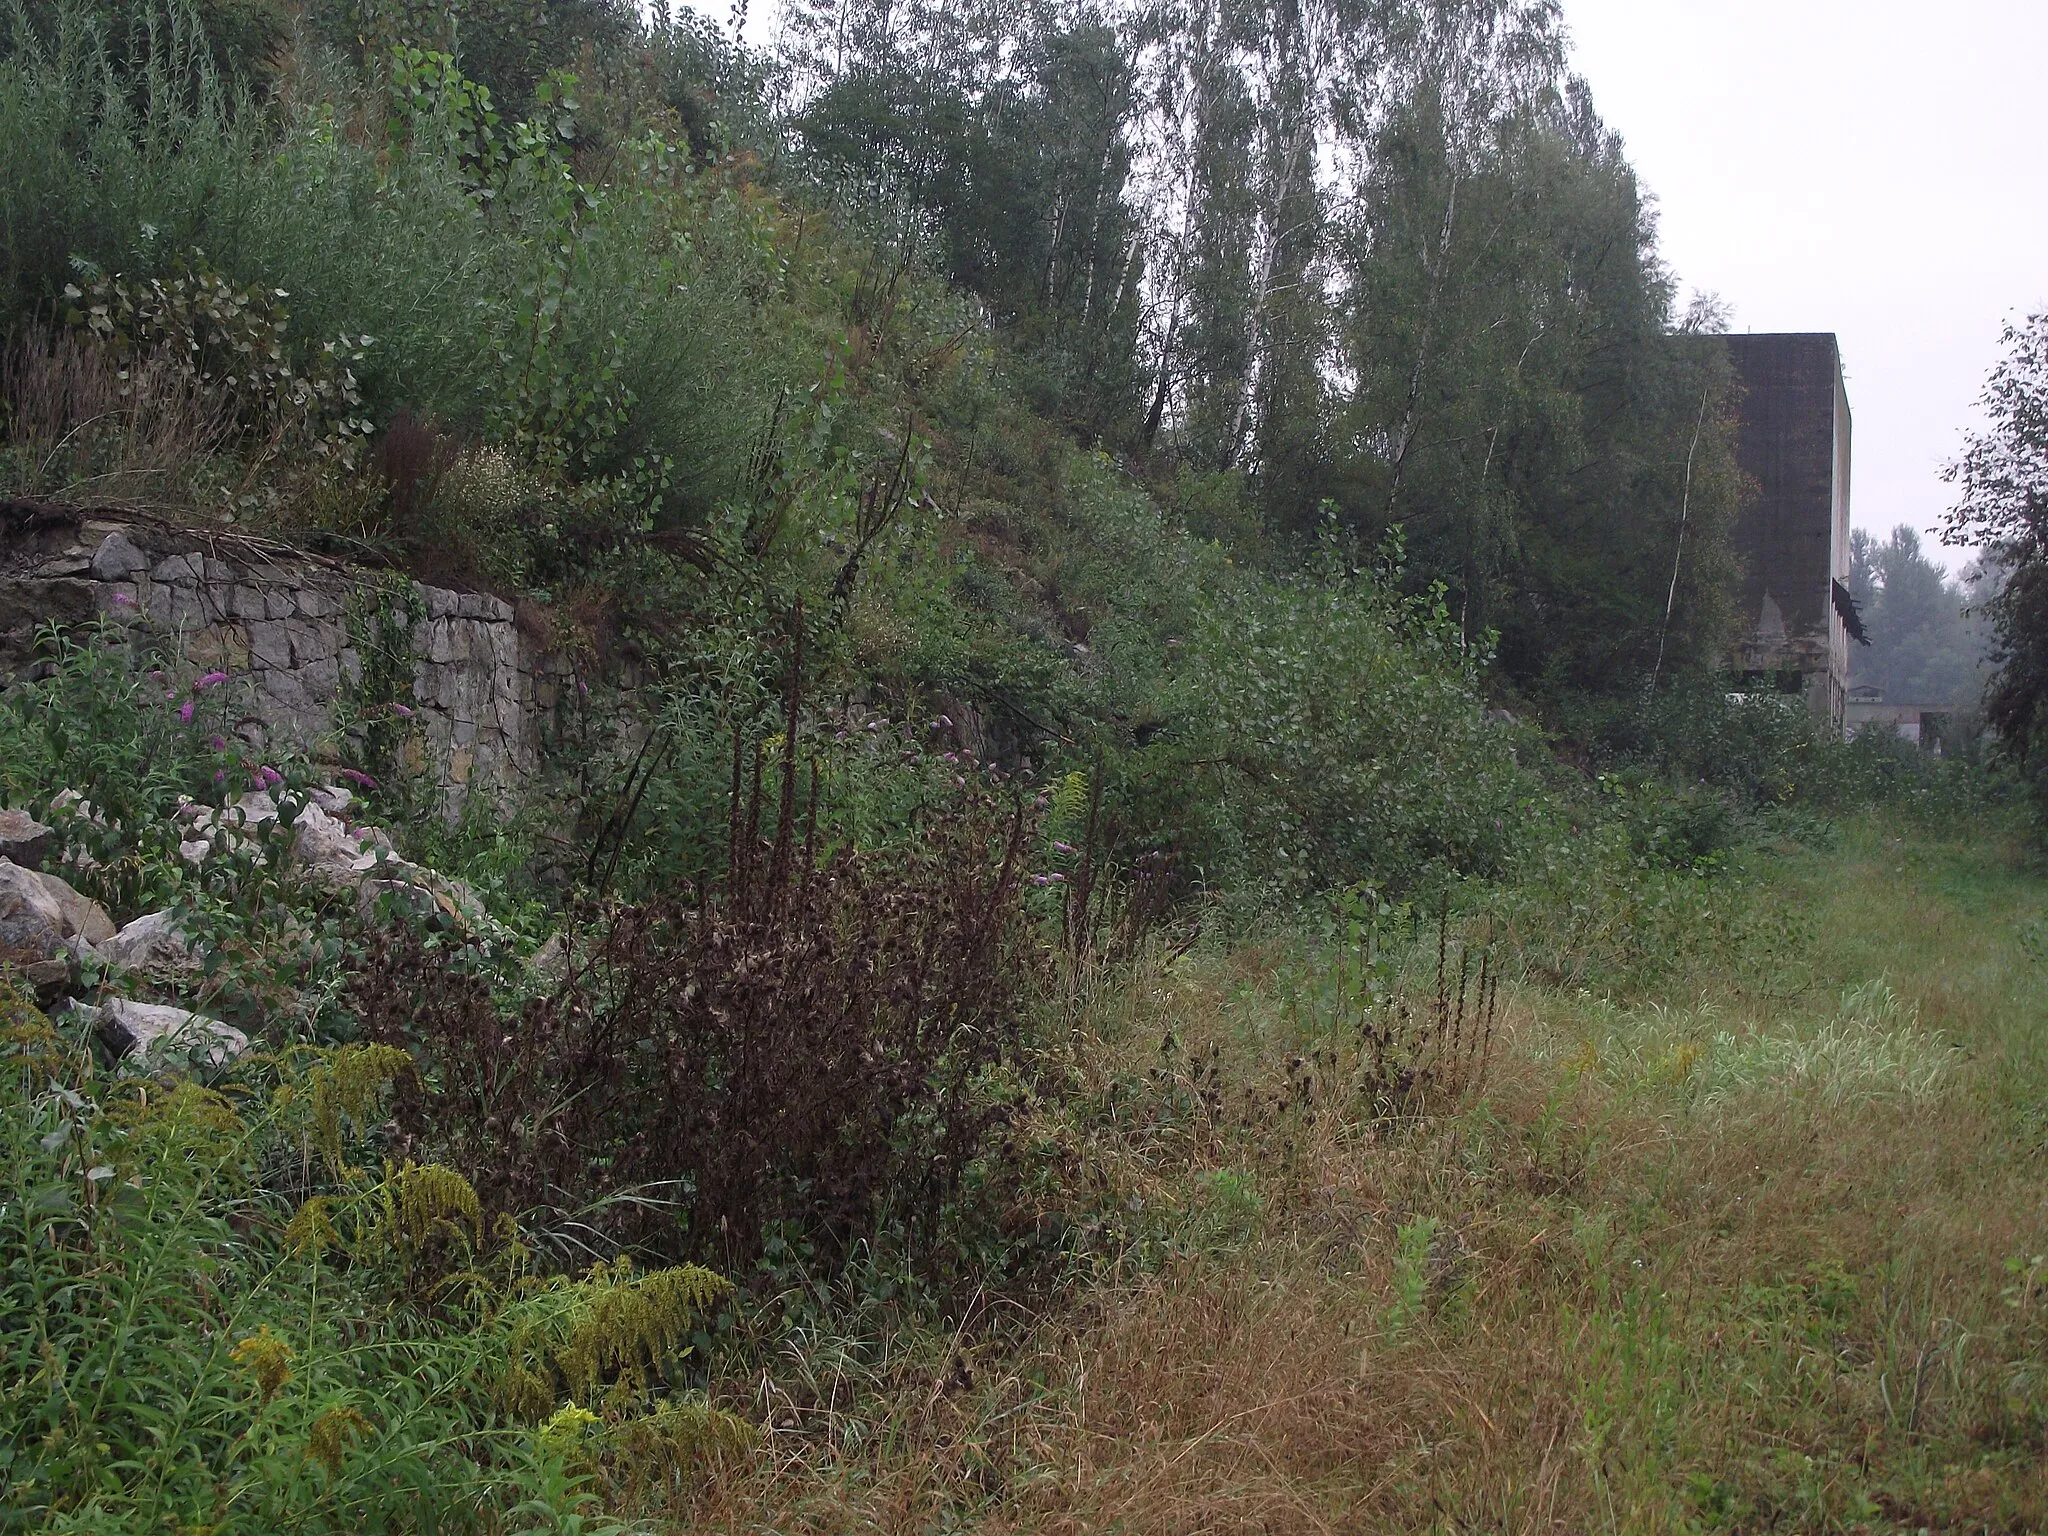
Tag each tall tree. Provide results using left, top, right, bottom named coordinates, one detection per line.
left=774, top=0, right=1742, bottom=694
left=1943, top=312, right=2048, bottom=795
left=1847, top=526, right=1990, bottom=707
left=786, top=0, right=1146, bottom=442
left=1324, top=3, right=1737, bottom=689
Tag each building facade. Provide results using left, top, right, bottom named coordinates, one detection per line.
left=1722, top=333, right=1854, bottom=725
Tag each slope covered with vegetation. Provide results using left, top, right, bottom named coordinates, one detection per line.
left=2, top=0, right=2044, bottom=1531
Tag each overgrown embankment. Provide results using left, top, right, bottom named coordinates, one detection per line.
left=4, top=617, right=2037, bottom=1531
left=4, top=2, right=2044, bottom=1531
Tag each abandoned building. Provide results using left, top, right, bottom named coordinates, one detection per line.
left=1722, top=332, right=1856, bottom=725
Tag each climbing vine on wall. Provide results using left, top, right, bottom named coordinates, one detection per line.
left=335, top=575, right=424, bottom=796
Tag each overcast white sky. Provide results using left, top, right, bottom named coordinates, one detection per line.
left=1562, top=0, right=2048, bottom=568
left=691, top=0, right=2045, bottom=568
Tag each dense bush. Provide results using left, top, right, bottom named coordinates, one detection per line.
left=927, top=456, right=1536, bottom=902
left=1558, top=678, right=2003, bottom=823
left=1140, top=535, right=1532, bottom=897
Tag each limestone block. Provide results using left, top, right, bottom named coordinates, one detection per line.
left=187, top=624, right=251, bottom=672
left=284, top=616, right=339, bottom=666
left=266, top=587, right=298, bottom=620
left=98, top=909, right=199, bottom=972
left=0, top=859, right=113, bottom=960
left=201, top=557, right=234, bottom=585
left=423, top=586, right=462, bottom=621
left=259, top=669, right=311, bottom=712
left=425, top=664, right=466, bottom=711
left=245, top=618, right=291, bottom=670
left=297, top=584, right=339, bottom=619
left=299, top=654, right=341, bottom=700
left=0, top=860, right=68, bottom=962
left=91, top=583, right=141, bottom=620
left=93, top=998, right=248, bottom=1073
left=488, top=626, right=520, bottom=673
left=34, top=867, right=114, bottom=945
left=90, top=530, right=150, bottom=581
left=229, top=584, right=267, bottom=620
left=151, top=553, right=200, bottom=585
left=268, top=708, right=327, bottom=748
left=422, top=619, right=470, bottom=666
left=152, top=583, right=209, bottom=634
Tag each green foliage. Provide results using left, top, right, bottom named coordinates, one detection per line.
left=1384, top=1214, right=1437, bottom=1338
left=2, top=8, right=782, bottom=567
left=333, top=574, right=425, bottom=794
left=1131, top=524, right=1532, bottom=897
left=1847, top=524, right=1993, bottom=710
left=1560, top=678, right=2002, bottom=827
left=0, top=1012, right=725, bottom=1533
left=0, top=619, right=251, bottom=830
left=5, top=0, right=289, bottom=92
left=63, top=255, right=372, bottom=464
left=1329, top=67, right=1742, bottom=693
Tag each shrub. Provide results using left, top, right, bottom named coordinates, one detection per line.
left=1130, top=528, right=1533, bottom=898
left=1564, top=677, right=2005, bottom=823
left=63, top=257, right=371, bottom=466
left=0, top=618, right=255, bottom=832
left=354, top=713, right=1041, bottom=1271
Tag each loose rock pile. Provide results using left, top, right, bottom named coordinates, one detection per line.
left=2, top=790, right=487, bottom=1075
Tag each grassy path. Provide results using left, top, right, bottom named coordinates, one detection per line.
left=700, top=816, right=2048, bottom=1534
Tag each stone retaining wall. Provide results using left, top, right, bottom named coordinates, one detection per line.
left=0, top=504, right=576, bottom=810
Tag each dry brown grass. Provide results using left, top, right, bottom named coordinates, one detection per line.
left=669, top=816, right=2048, bottom=1534
left=1, top=325, right=234, bottom=505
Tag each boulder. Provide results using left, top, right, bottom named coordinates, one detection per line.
left=529, top=931, right=569, bottom=984
left=48, top=790, right=104, bottom=827
left=99, top=910, right=199, bottom=973
left=355, top=876, right=440, bottom=924
left=310, top=783, right=354, bottom=817
left=92, top=998, right=249, bottom=1072
left=0, top=860, right=70, bottom=963
left=175, top=792, right=280, bottom=857
left=27, top=867, right=115, bottom=946
left=291, top=800, right=364, bottom=887
left=227, top=790, right=280, bottom=830
left=0, top=808, right=53, bottom=870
